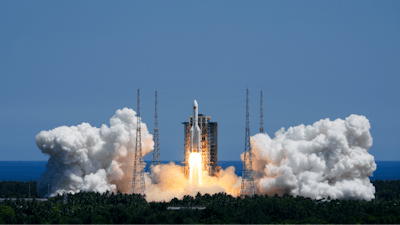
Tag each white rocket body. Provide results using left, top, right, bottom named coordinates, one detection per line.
left=190, top=100, right=201, bottom=153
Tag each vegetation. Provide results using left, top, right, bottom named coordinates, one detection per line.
left=0, top=180, right=39, bottom=199
left=0, top=179, right=399, bottom=224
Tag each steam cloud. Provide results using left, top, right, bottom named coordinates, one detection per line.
left=36, top=108, right=240, bottom=201
left=36, top=108, right=154, bottom=197
left=249, top=114, right=376, bottom=200
left=37, top=109, right=376, bottom=201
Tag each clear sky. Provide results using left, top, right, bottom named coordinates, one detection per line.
left=1, top=1, right=399, bottom=161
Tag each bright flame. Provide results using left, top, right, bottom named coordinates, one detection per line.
left=188, top=152, right=202, bottom=185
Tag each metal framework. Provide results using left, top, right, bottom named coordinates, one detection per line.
left=152, top=91, right=160, bottom=166
left=183, top=123, right=190, bottom=177
left=260, top=90, right=264, bottom=133
left=240, top=89, right=255, bottom=197
left=206, top=122, right=212, bottom=174
left=131, top=89, right=145, bottom=195
left=200, top=117, right=211, bottom=175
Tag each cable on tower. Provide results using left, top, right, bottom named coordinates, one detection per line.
left=260, top=90, right=264, bottom=133
left=152, top=91, right=160, bottom=167
left=131, top=89, right=146, bottom=196
left=240, top=89, right=255, bottom=197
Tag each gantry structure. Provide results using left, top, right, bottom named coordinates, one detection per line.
left=182, top=113, right=219, bottom=177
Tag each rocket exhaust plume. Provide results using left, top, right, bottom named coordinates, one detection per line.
left=36, top=108, right=154, bottom=197
left=189, top=152, right=202, bottom=185
left=36, top=106, right=376, bottom=202
left=36, top=107, right=241, bottom=201
left=247, top=114, right=377, bottom=201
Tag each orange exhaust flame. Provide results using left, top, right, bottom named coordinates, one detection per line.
left=188, top=152, right=202, bottom=185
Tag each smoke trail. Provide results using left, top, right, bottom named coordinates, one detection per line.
left=248, top=114, right=376, bottom=200
left=36, top=108, right=154, bottom=197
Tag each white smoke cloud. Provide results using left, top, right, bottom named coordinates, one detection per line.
left=36, top=107, right=241, bottom=201
left=249, top=114, right=377, bottom=200
left=36, top=108, right=154, bottom=197
left=37, top=109, right=376, bottom=202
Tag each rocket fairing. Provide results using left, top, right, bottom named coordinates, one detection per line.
left=190, top=100, right=201, bottom=153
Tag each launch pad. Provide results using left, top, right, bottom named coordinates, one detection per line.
left=182, top=101, right=220, bottom=178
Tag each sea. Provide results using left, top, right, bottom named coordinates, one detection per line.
left=0, top=161, right=399, bottom=182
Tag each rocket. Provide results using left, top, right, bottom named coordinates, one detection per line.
left=190, top=100, right=201, bottom=153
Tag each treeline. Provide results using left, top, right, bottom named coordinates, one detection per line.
left=374, top=179, right=400, bottom=202
left=0, top=179, right=399, bottom=224
left=3, top=179, right=399, bottom=201
left=0, top=181, right=39, bottom=198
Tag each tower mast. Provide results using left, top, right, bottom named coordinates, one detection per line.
left=152, top=91, right=160, bottom=166
left=260, top=90, right=264, bottom=133
left=240, top=89, right=255, bottom=197
left=131, top=89, right=145, bottom=195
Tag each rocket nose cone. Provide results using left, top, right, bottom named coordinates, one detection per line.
left=194, top=100, right=198, bottom=108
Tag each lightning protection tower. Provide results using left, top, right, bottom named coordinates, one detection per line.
left=260, top=90, right=264, bottom=133
left=240, top=89, right=255, bottom=197
left=152, top=91, right=160, bottom=166
left=131, top=89, right=146, bottom=196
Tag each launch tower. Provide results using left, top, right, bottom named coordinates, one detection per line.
left=182, top=102, right=219, bottom=177
left=240, top=89, right=255, bottom=197
left=131, top=89, right=146, bottom=195
left=260, top=90, right=264, bottom=133
left=152, top=91, right=160, bottom=166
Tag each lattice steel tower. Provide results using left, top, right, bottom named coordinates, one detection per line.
left=240, top=89, right=255, bottom=197
left=260, top=90, right=264, bottom=133
left=131, top=89, right=145, bottom=195
left=152, top=91, right=160, bottom=166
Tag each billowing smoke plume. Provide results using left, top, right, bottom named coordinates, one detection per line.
left=146, top=162, right=241, bottom=202
left=37, top=108, right=241, bottom=201
left=37, top=109, right=376, bottom=202
left=248, top=114, right=376, bottom=201
left=36, top=108, right=154, bottom=197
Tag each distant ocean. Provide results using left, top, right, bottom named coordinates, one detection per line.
left=0, top=161, right=399, bottom=182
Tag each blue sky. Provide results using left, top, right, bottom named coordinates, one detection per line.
left=1, top=1, right=399, bottom=161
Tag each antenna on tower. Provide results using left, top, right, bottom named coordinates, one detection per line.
left=131, top=89, right=146, bottom=196
left=260, top=90, right=264, bottom=133
left=152, top=91, right=160, bottom=166
left=240, top=89, right=255, bottom=197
